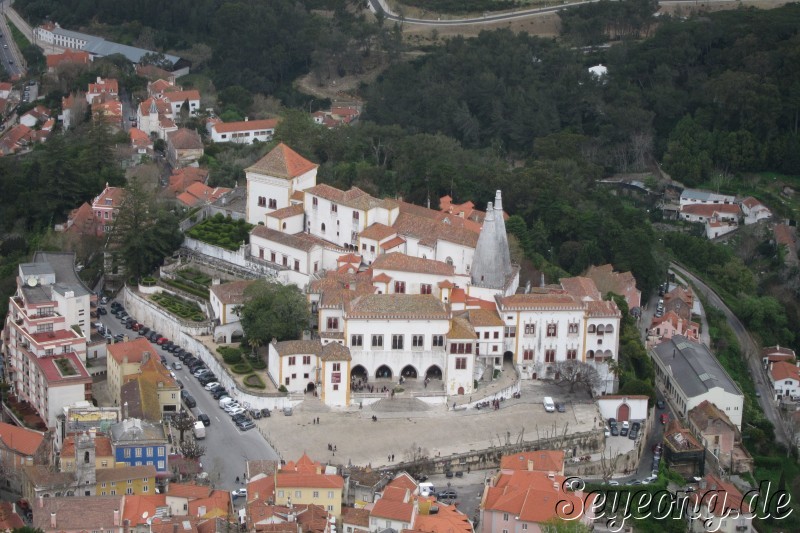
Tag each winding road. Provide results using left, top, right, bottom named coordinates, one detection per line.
left=367, top=0, right=779, bottom=27
left=670, top=262, right=790, bottom=446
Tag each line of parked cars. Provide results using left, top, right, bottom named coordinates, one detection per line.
left=606, top=418, right=641, bottom=440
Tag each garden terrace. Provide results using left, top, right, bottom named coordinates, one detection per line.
left=150, top=292, right=206, bottom=322
left=213, top=343, right=274, bottom=393
left=186, top=214, right=253, bottom=251
left=161, top=267, right=224, bottom=300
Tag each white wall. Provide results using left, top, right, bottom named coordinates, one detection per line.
left=47, top=384, right=88, bottom=428
left=266, top=213, right=305, bottom=234
left=322, top=359, right=348, bottom=407
left=597, top=397, right=649, bottom=421
left=246, top=169, right=316, bottom=225
left=305, top=194, right=364, bottom=249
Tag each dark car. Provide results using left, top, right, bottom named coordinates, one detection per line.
left=232, top=413, right=248, bottom=423
left=236, top=419, right=255, bottom=431
left=183, top=395, right=196, bottom=408
left=610, top=425, right=619, bottom=436
left=97, top=307, right=107, bottom=315
left=556, top=403, right=566, bottom=413
left=147, top=331, right=159, bottom=342
left=197, top=413, right=211, bottom=426
left=631, top=421, right=641, bottom=432
left=608, top=418, right=617, bottom=428
left=163, top=342, right=175, bottom=351
left=260, top=408, right=271, bottom=418
left=629, top=429, right=638, bottom=440
left=620, top=427, right=629, bottom=437
left=656, top=400, right=666, bottom=409
left=169, top=344, right=181, bottom=353
left=199, top=375, right=217, bottom=386
left=175, top=379, right=184, bottom=389
left=113, top=333, right=125, bottom=342
left=212, top=390, right=229, bottom=400
left=175, top=349, right=186, bottom=358
left=445, top=470, right=454, bottom=478
left=437, top=490, right=458, bottom=500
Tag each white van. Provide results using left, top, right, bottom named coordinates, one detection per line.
left=419, top=482, right=436, bottom=497
left=543, top=397, right=556, bottom=412
left=219, top=397, right=234, bottom=409
left=193, top=421, right=206, bottom=440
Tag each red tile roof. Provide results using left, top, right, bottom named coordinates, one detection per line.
left=483, top=471, right=593, bottom=524
left=162, top=90, right=201, bottom=104
left=500, top=451, right=564, bottom=473
left=498, top=290, right=582, bottom=310
left=0, top=502, right=25, bottom=530
left=167, top=166, right=208, bottom=195
left=247, top=143, right=317, bottom=179
left=372, top=252, right=454, bottom=276
left=371, top=497, right=413, bottom=523
left=108, top=337, right=158, bottom=365
left=130, top=127, right=151, bottom=148
left=213, top=118, right=279, bottom=134
left=88, top=78, right=119, bottom=94
left=386, top=473, right=417, bottom=493
left=267, top=203, right=305, bottom=219
left=275, top=472, right=344, bottom=489
left=0, top=421, right=45, bottom=455
left=167, top=482, right=214, bottom=500
left=771, top=361, right=800, bottom=382
left=380, top=236, right=406, bottom=251
left=122, top=494, right=167, bottom=525
left=61, top=434, right=113, bottom=458
left=360, top=223, right=397, bottom=241
left=690, top=474, right=750, bottom=516
left=178, top=183, right=231, bottom=207
left=167, top=128, right=203, bottom=150
left=93, top=185, right=127, bottom=210
left=64, top=202, right=97, bottom=235
left=346, top=294, right=450, bottom=320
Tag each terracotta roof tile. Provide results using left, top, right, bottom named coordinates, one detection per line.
left=372, top=252, right=454, bottom=277
left=448, top=317, right=475, bottom=339
left=771, top=361, right=800, bottom=382
left=463, top=309, right=503, bottom=327
left=498, top=290, right=582, bottom=310
left=275, top=472, right=344, bottom=489
left=346, top=294, right=449, bottom=320
left=162, top=90, right=201, bottom=103
left=213, top=118, right=279, bottom=134
left=483, top=471, right=593, bottom=524
left=168, top=482, right=214, bottom=500
left=246, top=143, right=317, bottom=179
left=379, top=236, right=406, bottom=251
left=690, top=474, right=750, bottom=516
left=95, top=464, right=158, bottom=483
left=61, top=434, right=113, bottom=458
left=267, top=203, right=305, bottom=219
left=359, top=223, right=397, bottom=241
left=167, top=128, right=203, bottom=149
left=341, top=507, right=370, bottom=527
left=371, top=497, right=413, bottom=522
left=393, top=212, right=478, bottom=249
left=209, top=280, right=254, bottom=305
left=0, top=422, right=45, bottom=455
left=500, top=451, right=564, bottom=472
left=274, top=340, right=322, bottom=356
left=108, top=337, right=158, bottom=365
left=305, top=184, right=394, bottom=211
left=321, top=342, right=351, bottom=361
left=0, top=502, right=25, bottom=530
left=32, top=496, right=125, bottom=530
left=560, top=276, right=601, bottom=301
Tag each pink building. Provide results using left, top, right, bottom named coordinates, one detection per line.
left=91, top=184, right=126, bottom=235
left=648, top=310, right=700, bottom=347
left=2, top=252, right=93, bottom=429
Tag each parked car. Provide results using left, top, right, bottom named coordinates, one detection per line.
left=162, top=341, right=174, bottom=351
left=437, top=490, right=457, bottom=500
left=197, top=413, right=211, bottom=426
left=232, top=488, right=247, bottom=498
left=184, top=395, right=196, bottom=409
left=212, top=390, right=228, bottom=400
left=610, top=425, right=619, bottom=436
left=180, top=390, right=191, bottom=399
left=631, top=421, right=641, bottom=432
left=660, top=413, right=670, bottom=425
left=608, top=418, right=617, bottom=428
left=629, top=428, right=638, bottom=440
left=199, top=375, right=217, bottom=386
left=156, top=337, right=169, bottom=345
left=656, top=400, right=666, bottom=409
left=652, top=444, right=663, bottom=454
left=113, top=334, right=125, bottom=342
left=172, top=362, right=183, bottom=370
left=283, top=407, right=293, bottom=416
left=621, top=421, right=630, bottom=430
left=236, top=420, right=255, bottom=431
left=97, top=307, right=107, bottom=315
left=620, top=426, right=629, bottom=437
left=228, top=407, right=246, bottom=417
left=556, top=403, right=566, bottom=413
left=159, top=355, right=167, bottom=365
left=260, top=408, right=271, bottom=418
left=204, top=382, right=220, bottom=391
left=175, top=379, right=184, bottom=389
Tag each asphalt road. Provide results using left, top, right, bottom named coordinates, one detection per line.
left=98, top=301, right=281, bottom=490
left=669, top=262, right=790, bottom=446
left=0, top=9, right=24, bottom=78
left=367, top=0, right=591, bottom=26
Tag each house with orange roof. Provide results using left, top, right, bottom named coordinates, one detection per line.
left=648, top=310, right=700, bottom=347
left=130, top=127, right=153, bottom=160
left=663, top=285, right=694, bottom=322
left=122, top=356, right=181, bottom=419
left=273, top=454, right=345, bottom=517
left=499, top=450, right=565, bottom=476
left=20, top=105, right=51, bottom=128
left=149, top=516, right=213, bottom=533
left=0, top=123, right=34, bottom=155
left=688, top=474, right=754, bottom=533
left=208, top=117, right=279, bottom=144
left=147, top=77, right=179, bottom=97
left=770, top=360, right=800, bottom=401
left=137, top=96, right=178, bottom=140
left=92, top=97, right=124, bottom=129
left=369, top=484, right=416, bottom=531
left=167, top=167, right=209, bottom=197
left=479, top=470, right=595, bottom=532
left=166, top=128, right=204, bottom=168
left=161, top=90, right=201, bottom=116
left=60, top=431, right=115, bottom=472
left=311, top=106, right=360, bottom=129
left=687, top=400, right=753, bottom=474
left=245, top=143, right=319, bottom=225
left=107, top=338, right=160, bottom=407
left=584, top=263, right=641, bottom=311
left=0, top=81, right=11, bottom=99
left=55, top=201, right=99, bottom=236
left=91, top=183, right=127, bottom=235
left=86, top=77, right=119, bottom=104
left=0, top=422, right=52, bottom=494
left=761, top=345, right=796, bottom=371
left=46, top=49, right=91, bottom=71
left=740, top=196, right=771, bottom=225
left=0, top=502, right=25, bottom=530
left=412, top=497, right=474, bottom=533
left=177, top=182, right=231, bottom=208
left=122, top=494, right=169, bottom=531
left=439, top=194, right=508, bottom=227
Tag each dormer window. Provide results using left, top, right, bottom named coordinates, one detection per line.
left=105, top=199, right=113, bottom=205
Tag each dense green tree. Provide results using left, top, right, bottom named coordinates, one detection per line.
left=239, top=281, right=311, bottom=350
left=109, top=178, right=183, bottom=280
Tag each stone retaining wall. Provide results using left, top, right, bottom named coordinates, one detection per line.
left=123, top=286, right=212, bottom=341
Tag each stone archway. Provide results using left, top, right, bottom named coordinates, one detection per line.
left=401, top=365, right=418, bottom=379
left=376, top=365, right=393, bottom=379
left=425, top=365, right=443, bottom=380
left=351, top=365, right=368, bottom=381
left=306, top=382, right=316, bottom=393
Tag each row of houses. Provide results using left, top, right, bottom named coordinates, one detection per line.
left=675, top=188, right=772, bottom=239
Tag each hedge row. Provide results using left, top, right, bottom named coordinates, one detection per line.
left=243, top=374, right=266, bottom=389
left=231, top=362, right=253, bottom=374
left=250, top=359, right=266, bottom=370
left=217, top=346, right=243, bottom=364
left=161, top=278, right=209, bottom=300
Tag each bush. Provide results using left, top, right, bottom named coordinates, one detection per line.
left=218, top=346, right=243, bottom=364
left=243, top=374, right=266, bottom=389
left=231, top=362, right=253, bottom=374
left=278, top=385, right=288, bottom=393
left=250, top=359, right=266, bottom=370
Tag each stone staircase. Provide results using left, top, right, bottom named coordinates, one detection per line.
left=370, top=397, right=431, bottom=412
left=292, top=396, right=332, bottom=413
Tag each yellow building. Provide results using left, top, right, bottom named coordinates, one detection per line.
left=60, top=433, right=115, bottom=471
left=122, top=357, right=181, bottom=421
left=107, top=338, right=159, bottom=406
left=96, top=464, right=159, bottom=496
left=274, top=454, right=344, bottom=517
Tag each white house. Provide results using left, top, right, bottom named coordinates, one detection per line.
left=740, top=196, right=771, bottom=225
left=679, top=189, right=736, bottom=207
left=705, top=217, right=739, bottom=240
left=681, top=203, right=741, bottom=224
left=651, top=336, right=744, bottom=429
left=245, top=143, right=318, bottom=225
left=304, top=184, right=399, bottom=252
left=597, top=395, right=649, bottom=423
left=769, top=361, right=800, bottom=401
left=208, top=118, right=278, bottom=144
left=249, top=225, right=341, bottom=283
left=161, top=90, right=200, bottom=116
left=266, top=339, right=351, bottom=406
left=136, top=96, right=177, bottom=140
left=496, top=276, right=621, bottom=394
left=370, top=253, right=459, bottom=298
left=208, top=280, right=254, bottom=344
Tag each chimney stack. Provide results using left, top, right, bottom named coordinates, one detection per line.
left=114, top=509, right=120, bottom=526
left=38, top=495, right=44, bottom=508
left=50, top=512, right=57, bottom=529
left=123, top=402, right=129, bottom=420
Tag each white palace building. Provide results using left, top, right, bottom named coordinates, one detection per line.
left=238, top=144, right=622, bottom=407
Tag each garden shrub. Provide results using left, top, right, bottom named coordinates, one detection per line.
left=243, top=374, right=266, bottom=389
left=218, top=346, right=243, bottom=364
left=250, top=359, right=266, bottom=370
left=232, top=362, right=253, bottom=374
